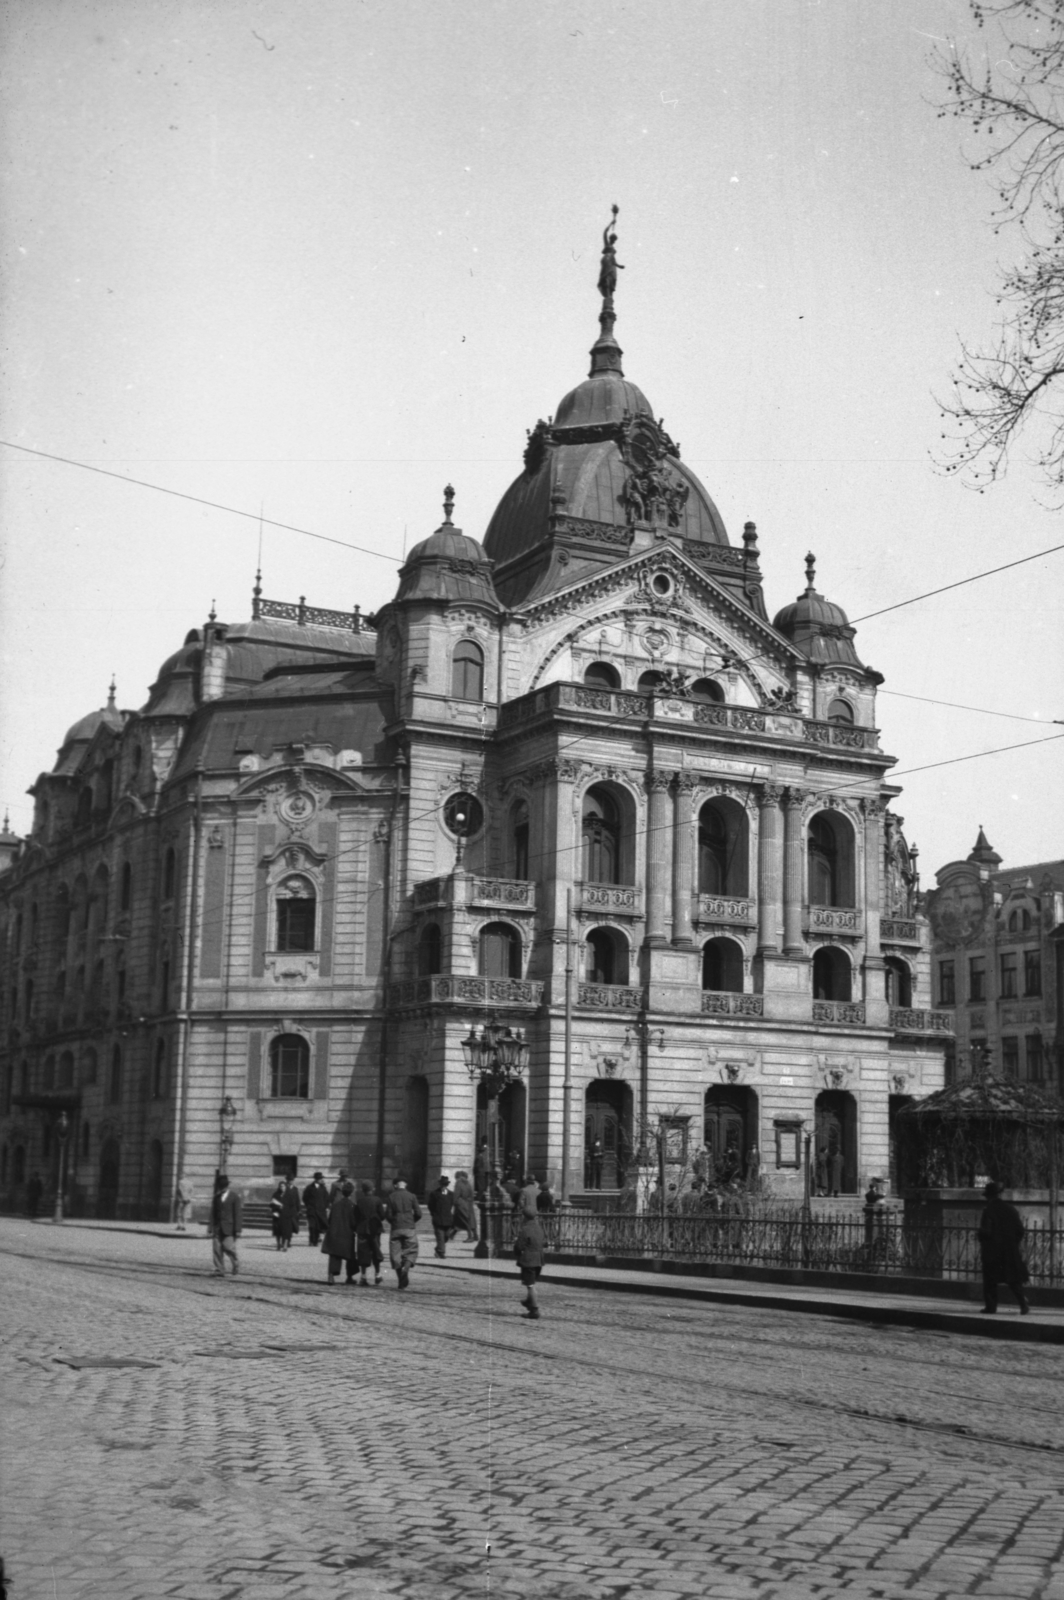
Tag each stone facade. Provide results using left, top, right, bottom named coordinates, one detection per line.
left=0, top=241, right=950, bottom=1215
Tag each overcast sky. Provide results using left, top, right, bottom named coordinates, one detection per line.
left=2, top=0, right=1062, bottom=879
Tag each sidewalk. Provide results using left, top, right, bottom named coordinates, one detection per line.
left=422, top=1238, right=1064, bottom=1345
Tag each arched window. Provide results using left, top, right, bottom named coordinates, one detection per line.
left=451, top=639, right=484, bottom=702
left=582, top=786, right=621, bottom=885
left=57, top=1051, right=74, bottom=1089
left=583, top=661, right=620, bottom=690
left=120, top=862, right=133, bottom=912
left=275, top=876, right=316, bottom=953
left=270, top=1034, right=310, bottom=1099
left=163, top=848, right=177, bottom=901
left=152, top=1039, right=169, bottom=1099
left=511, top=800, right=530, bottom=879
left=698, top=798, right=748, bottom=897
left=702, top=938, right=744, bottom=993
left=585, top=928, right=628, bottom=986
left=827, top=699, right=855, bottom=725
left=690, top=678, right=725, bottom=704
left=813, top=946, right=852, bottom=1002
left=637, top=669, right=667, bottom=693
left=884, top=957, right=912, bottom=1008
left=478, top=922, right=522, bottom=979
left=418, top=922, right=442, bottom=977
left=808, top=812, right=855, bottom=908
left=109, top=1045, right=123, bottom=1104
left=75, top=787, right=93, bottom=830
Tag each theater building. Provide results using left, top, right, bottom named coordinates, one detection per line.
left=0, top=229, right=950, bottom=1215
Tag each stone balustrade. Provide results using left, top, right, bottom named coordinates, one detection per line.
left=695, top=894, right=755, bottom=926
left=389, top=976, right=544, bottom=1009
left=700, top=990, right=765, bottom=1017
left=812, top=1000, right=867, bottom=1025
left=580, top=883, right=643, bottom=916
left=806, top=905, right=862, bottom=935
left=881, top=917, right=919, bottom=943
left=576, top=983, right=646, bottom=1010
left=889, top=1007, right=954, bottom=1034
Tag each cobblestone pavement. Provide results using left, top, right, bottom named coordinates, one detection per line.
left=3, top=1219, right=1064, bottom=1600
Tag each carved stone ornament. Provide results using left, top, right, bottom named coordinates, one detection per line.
left=928, top=874, right=989, bottom=946
left=588, top=1036, right=633, bottom=1077
left=891, top=1072, right=911, bottom=1096
left=641, top=626, right=672, bottom=658
left=758, top=783, right=784, bottom=807
left=207, top=825, right=225, bottom=849
left=817, top=1055, right=854, bottom=1090
left=618, top=411, right=689, bottom=528
left=278, top=789, right=316, bottom=830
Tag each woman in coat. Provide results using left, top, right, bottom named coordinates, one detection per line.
left=514, top=1211, right=545, bottom=1320
left=452, top=1170, right=478, bottom=1241
left=270, top=1181, right=287, bottom=1251
left=279, top=1177, right=301, bottom=1251
left=321, top=1180, right=357, bottom=1284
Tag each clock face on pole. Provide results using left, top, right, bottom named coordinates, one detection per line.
left=929, top=877, right=988, bottom=945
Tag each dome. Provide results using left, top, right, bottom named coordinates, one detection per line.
left=554, top=371, right=653, bottom=428
left=772, top=554, right=864, bottom=668
left=396, top=487, right=498, bottom=608
left=62, top=688, right=123, bottom=748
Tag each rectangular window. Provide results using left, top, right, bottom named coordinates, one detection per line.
left=774, top=1120, right=802, bottom=1170
left=1000, top=952, right=1018, bottom=999
left=276, top=898, right=315, bottom=953
left=938, top=960, right=955, bottom=1006
left=969, top=956, right=986, bottom=1002
left=1024, top=949, right=1042, bottom=997
left=1002, top=1036, right=1019, bottom=1078
left=1026, top=1034, right=1044, bottom=1082
left=943, top=1045, right=956, bottom=1087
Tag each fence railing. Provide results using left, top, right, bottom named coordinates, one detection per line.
left=489, top=1206, right=1064, bottom=1285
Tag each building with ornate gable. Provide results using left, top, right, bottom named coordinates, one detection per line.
left=0, top=224, right=950, bottom=1217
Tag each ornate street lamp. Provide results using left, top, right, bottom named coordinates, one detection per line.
left=52, top=1110, right=71, bottom=1225
left=218, top=1095, right=238, bottom=1171
left=461, top=1016, right=530, bottom=1258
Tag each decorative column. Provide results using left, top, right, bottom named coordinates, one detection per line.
left=645, top=769, right=673, bottom=947
left=671, top=773, right=696, bottom=947
left=783, top=788, right=806, bottom=956
left=861, top=798, right=884, bottom=965
left=756, top=784, right=784, bottom=954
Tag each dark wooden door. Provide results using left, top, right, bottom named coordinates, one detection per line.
left=704, top=1097, right=746, bottom=1182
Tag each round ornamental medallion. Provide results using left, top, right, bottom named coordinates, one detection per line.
left=929, top=877, right=988, bottom=945
left=642, top=627, right=671, bottom=658
left=279, top=789, right=316, bottom=828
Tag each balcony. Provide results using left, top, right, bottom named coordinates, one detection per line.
left=806, top=906, right=862, bottom=937
left=701, top=990, right=764, bottom=1017
left=695, top=894, right=755, bottom=927
left=881, top=918, right=919, bottom=944
left=813, top=1000, right=866, bottom=1025
left=803, top=719, right=879, bottom=752
left=579, top=883, right=643, bottom=917
left=413, top=876, right=536, bottom=911
left=576, top=983, right=646, bottom=1010
left=890, top=1007, right=954, bottom=1035
left=389, top=975, right=544, bottom=1010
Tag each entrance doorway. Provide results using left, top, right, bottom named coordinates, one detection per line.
left=402, top=1077, right=429, bottom=1196
left=584, top=1079, right=633, bottom=1190
left=814, top=1090, right=858, bottom=1194
left=475, top=1080, right=527, bottom=1180
left=888, top=1094, right=913, bottom=1193
left=703, top=1087, right=758, bottom=1182
left=98, top=1138, right=120, bottom=1218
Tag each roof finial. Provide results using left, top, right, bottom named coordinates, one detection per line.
left=209, top=599, right=217, bottom=622
left=804, top=551, right=816, bottom=592
left=443, top=484, right=455, bottom=524
left=107, top=676, right=116, bottom=709
left=252, top=567, right=262, bottom=620
left=589, top=204, right=625, bottom=378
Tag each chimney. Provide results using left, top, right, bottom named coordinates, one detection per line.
left=201, top=620, right=229, bottom=702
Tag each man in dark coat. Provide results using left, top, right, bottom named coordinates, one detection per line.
left=280, top=1176, right=301, bottom=1250
left=452, top=1169, right=478, bottom=1241
left=978, top=1181, right=1030, bottom=1314
left=322, top=1180, right=357, bottom=1285
left=353, top=1180, right=386, bottom=1286
left=302, top=1172, right=329, bottom=1247
left=514, top=1211, right=545, bottom=1319
left=386, top=1178, right=422, bottom=1288
left=211, top=1175, right=242, bottom=1277
left=473, top=1140, right=491, bottom=1200
left=427, top=1174, right=456, bottom=1257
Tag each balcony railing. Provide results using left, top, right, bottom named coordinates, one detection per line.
left=579, top=883, right=643, bottom=917
left=577, top=983, right=646, bottom=1010
left=803, top=720, right=879, bottom=752
left=389, top=975, right=544, bottom=1009
left=813, top=1000, right=866, bottom=1025
left=806, top=906, right=862, bottom=935
left=412, top=877, right=536, bottom=910
left=701, top=991, right=764, bottom=1017
left=890, top=1007, right=954, bottom=1035
left=695, top=894, right=755, bottom=926
left=881, top=918, right=919, bottom=944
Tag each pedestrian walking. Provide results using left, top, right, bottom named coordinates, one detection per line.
left=978, top=1180, right=1030, bottom=1315
left=329, top=1168, right=351, bottom=1204
left=270, top=1179, right=287, bottom=1250
left=514, top=1209, right=546, bottom=1319
left=535, top=1179, right=557, bottom=1215
left=302, top=1171, right=329, bottom=1247
left=174, top=1172, right=192, bottom=1231
left=428, top=1174, right=456, bottom=1257
left=386, top=1177, right=422, bottom=1289
left=26, top=1170, right=42, bottom=1219
left=588, top=1138, right=604, bottom=1189
left=322, top=1180, right=357, bottom=1285
left=452, top=1169, right=478, bottom=1241
left=473, top=1139, right=491, bottom=1200
left=815, top=1146, right=828, bottom=1196
left=353, top=1180, right=386, bottom=1285
left=828, top=1147, right=843, bottom=1198
left=516, top=1173, right=541, bottom=1218
left=280, top=1175, right=301, bottom=1250
left=210, top=1174, right=241, bottom=1277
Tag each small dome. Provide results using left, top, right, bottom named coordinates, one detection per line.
left=554, top=372, right=653, bottom=428
left=773, top=554, right=864, bottom=668
left=404, top=524, right=492, bottom=569
left=62, top=689, right=123, bottom=748
left=396, top=487, right=498, bottom=608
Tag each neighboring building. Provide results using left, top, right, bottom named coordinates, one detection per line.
left=0, top=226, right=950, bottom=1217
left=926, top=830, right=1064, bottom=1093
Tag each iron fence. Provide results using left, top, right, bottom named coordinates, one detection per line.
left=499, top=1207, right=1064, bottom=1285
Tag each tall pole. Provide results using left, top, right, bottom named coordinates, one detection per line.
left=562, top=888, right=574, bottom=1202
left=1050, top=1114, right=1060, bottom=1286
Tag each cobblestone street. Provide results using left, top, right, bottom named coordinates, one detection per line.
left=3, top=1219, right=1064, bottom=1600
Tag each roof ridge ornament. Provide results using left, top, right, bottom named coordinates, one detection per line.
left=589, top=204, right=625, bottom=379
left=804, top=552, right=816, bottom=593
left=107, top=676, right=116, bottom=709
left=443, top=484, right=455, bottom=525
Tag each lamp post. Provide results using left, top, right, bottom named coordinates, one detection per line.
left=461, top=1015, right=530, bottom=1258
left=52, top=1110, right=71, bottom=1224
left=218, top=1095, right=237, bottom=1175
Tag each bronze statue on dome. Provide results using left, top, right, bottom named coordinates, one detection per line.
left=597, top=204, right=624, bottom=302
